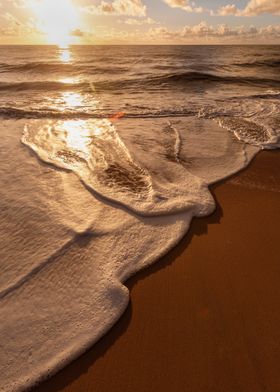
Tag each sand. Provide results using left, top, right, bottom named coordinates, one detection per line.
left=35, top=150, right=280, bottom=392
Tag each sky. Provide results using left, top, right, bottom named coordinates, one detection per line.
left=0, top=0, right=279, bottom=45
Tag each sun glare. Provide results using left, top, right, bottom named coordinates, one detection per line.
left=29, top=0, right=80, bottom=47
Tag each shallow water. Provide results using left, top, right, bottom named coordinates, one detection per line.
left=0, top=45, right=280, bottom=392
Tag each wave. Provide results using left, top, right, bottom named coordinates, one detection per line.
left=0, top=107, right=89, bottom=119
left=0, top=62, right=73, bottom=74
left=0, top=80, right=91, bottom=93
left=1, top=60, right=279, bottom=78
left=0, top=62, right=129, bottom=75
left=1, top=71, right=280, bottom=94
left=0, top=106, right=197, bottom=120
left=233, top=60, right=280, bottom=68
left=139, top=71, right=280, bottom=87
left=91, top=71, right=280, bottom=90
left=0, top=96, right=279, bottom=121
left=230, top=92, right=280, bottom=101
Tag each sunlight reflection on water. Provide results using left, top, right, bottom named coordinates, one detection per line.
left=56, top=47, right=100, bottom=115
left=50, top=46, right=122, bottom=160
left=59, top=47, right=72, bottom=63
left=62, top=119, right=104, bottom=157
left=62, top=91, right=84, bottom=108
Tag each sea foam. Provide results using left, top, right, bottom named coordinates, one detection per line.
left=1, top=113, right=277, bottom=392
left=22, top=119, right=215, bottom=217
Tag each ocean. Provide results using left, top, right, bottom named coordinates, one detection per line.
left=0, top=45, right=280, bottom=392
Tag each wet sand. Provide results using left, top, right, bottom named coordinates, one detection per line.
left=36, top=150, right=280, bottom=392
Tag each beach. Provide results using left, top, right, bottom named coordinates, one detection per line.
left=35, top=150, right=280, bottom=392
left=1, top=44, right=280, bottom=391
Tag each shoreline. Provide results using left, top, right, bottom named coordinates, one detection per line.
left=36, top=150, right=280, bottom=392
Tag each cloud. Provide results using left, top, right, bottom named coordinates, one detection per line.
left=180, top=21, right=241, bottom=37
left=242, top=0, right=280, bottom=16
left=70, top=20, right=280, bottom=44
left=162, top=0, right=204, bottom=13
left=217, top=4, right=239, bottom=16
left=70, top=28, right=85, bottom=37
left=217, top=0, right=280, bottom=16
left=0, top=11, right=40, bottom=37
left=84, top=0, right=146, bottom=17
left=2, top=11, right=21, bottom=24
left=259, top=24, right=280, bottom=36
left=148, top=21, right=280, bottom=42
left=123, top=17, right=157, bottom=25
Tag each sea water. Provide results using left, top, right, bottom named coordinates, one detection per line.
left=0, top=45, right=280, bottom=392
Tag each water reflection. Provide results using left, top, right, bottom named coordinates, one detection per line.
left=22, top=118, right=152, bottom=202
left=59, top=47, right=72, bottom=63
left=55, top=47, right=100, bottom=114
left=60, top=77, right=76, bottom=84
left=62, top=92, right=84, bottom=109
left=22, top=44, right=152, bottom=208
left=61, top=120, right=102, bottom=157
left=53, top=45, right=112, bottom=162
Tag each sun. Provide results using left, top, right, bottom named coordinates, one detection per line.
left=29, top=0, right=81, bottom=47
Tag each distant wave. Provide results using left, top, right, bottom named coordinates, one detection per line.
left=232, top=92, right=280, bottom=100
left=0, top=62, right=128, bottom=75
left=138, top=71, right=280, bottom=87
left=2, top=59, right=279, bottom=76
left=92, top=71, right=280, bottom=90
left=233, top=60, right=280, bottom=68
left=0, top=62, right=73, bottom=73
left=0, top=80, right=91, bottom=92
left=1, top=71, right=280, bottom=94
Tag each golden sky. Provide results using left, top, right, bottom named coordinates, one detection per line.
left=0, top=0, right=279, bottom=45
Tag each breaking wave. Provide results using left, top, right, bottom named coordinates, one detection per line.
left=1, top=71, right=280, bottom=94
